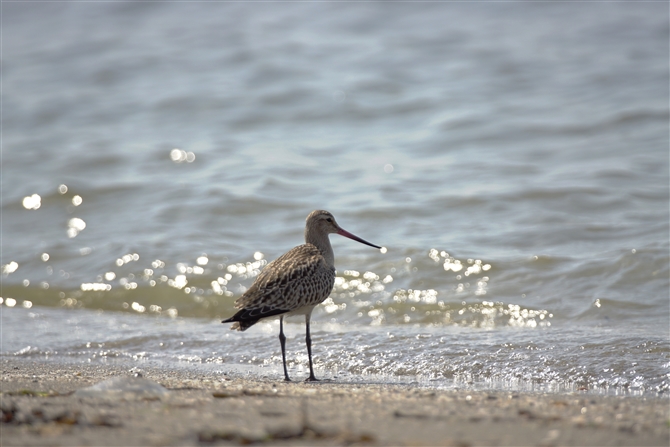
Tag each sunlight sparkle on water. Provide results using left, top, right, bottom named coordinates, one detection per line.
left=211, top=280, right=225, bottom=295
left=67, top=218, right=86, bottom=238
left=169, top=275, right=188, bottom=289
left=170, top=148, right=195, bottom=163
left=3, top=261, right=19, bottom=274
left=22, top=194, right=41, bottom=210
left=81, top=283, right=112, bottom=292
left=131, top=302, right=146, bottom=313
left=119, top=278, right=138, bottom=290
left=32, top=244, right=552, bottom=330
left=116, top=253, right=140, bottom=266
left=443, top=258, right=463, bottom=272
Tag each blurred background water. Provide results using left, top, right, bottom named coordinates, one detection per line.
left=2, top=2, right=668, bottom=395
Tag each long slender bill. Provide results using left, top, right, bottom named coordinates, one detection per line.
left=337, top=228, right=381, bottom=249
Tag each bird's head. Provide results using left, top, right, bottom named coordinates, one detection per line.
left=306, top=210, right=380, bottom=249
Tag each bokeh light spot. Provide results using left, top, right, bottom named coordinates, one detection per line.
left=67, top=218, right=86, bottom=238
left=170, top=148, right=196, bottom=163
left=3, top=261, right=19, bottom=274
left=22, top=194, right=41, bottom=210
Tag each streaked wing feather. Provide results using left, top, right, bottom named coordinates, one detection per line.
left=234, top=244, right=335, bottom=311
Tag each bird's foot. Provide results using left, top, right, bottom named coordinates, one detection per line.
left=305, top=375, right=320, bottom=382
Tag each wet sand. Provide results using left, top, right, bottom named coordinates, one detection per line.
left=2, top=358, right=668, bottom=446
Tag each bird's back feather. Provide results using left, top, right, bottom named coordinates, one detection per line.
left=222, top=243, right=336, bottom=330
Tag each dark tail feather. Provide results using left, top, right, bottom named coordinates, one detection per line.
left=221, top=317, right=258, bottom=332
left=222, top=306, right=288, bottom=332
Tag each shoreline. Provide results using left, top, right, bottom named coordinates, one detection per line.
left=2, top=358, right=668, bottom=446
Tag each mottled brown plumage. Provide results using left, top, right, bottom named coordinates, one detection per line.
left=222, top=210, right=380, bottom=381
left=228, top=244, right=335, bottom=330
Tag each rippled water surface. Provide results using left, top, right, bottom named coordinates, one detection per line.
left=2, top=2, right=668, bottom=395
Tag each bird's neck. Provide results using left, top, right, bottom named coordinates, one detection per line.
left=305, top=229, right=335, bottom=267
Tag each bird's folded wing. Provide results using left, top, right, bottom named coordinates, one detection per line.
left=234, top=244, right=327, bottom=309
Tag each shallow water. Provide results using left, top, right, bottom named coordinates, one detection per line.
left=2, top=2, right=668, bottom=395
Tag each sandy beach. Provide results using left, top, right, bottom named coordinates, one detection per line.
left=1, top=358, right=668, bottom=446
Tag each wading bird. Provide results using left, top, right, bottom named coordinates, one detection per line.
left=222, top=210, right=381, bottom=381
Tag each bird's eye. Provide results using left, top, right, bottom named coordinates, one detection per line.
left=326, top=218, right=333, bottom=223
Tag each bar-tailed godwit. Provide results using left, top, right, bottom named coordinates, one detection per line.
left=222, top=210, right=381, bottom=381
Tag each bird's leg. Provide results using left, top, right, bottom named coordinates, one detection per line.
left=304, top=313, right=320, bottom=382
left=279, top=316, right=291, bottom=382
